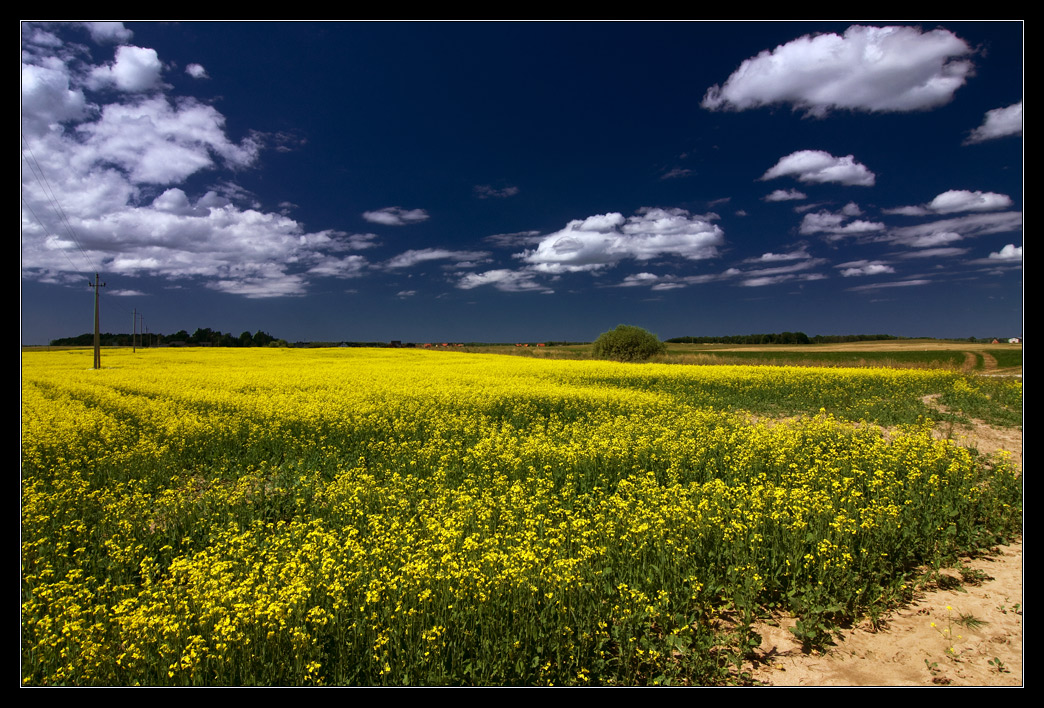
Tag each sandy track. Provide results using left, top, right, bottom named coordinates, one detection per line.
left=747, top=419, right=1022, bottom=686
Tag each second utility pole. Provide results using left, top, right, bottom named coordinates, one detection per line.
left=89, top=272, right=106, bottom=369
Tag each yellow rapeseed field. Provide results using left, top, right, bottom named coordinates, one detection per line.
left=21, top=347, right=1021, bottom=685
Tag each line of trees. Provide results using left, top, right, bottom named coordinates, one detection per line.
left=49, top=328, right=284, bottom=348
left=666, top=333, right=910, bottom=345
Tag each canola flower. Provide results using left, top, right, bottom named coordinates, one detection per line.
left=21, top=348, right=1021, bottom=685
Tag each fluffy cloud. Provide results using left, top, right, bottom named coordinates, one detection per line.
left=23, top=189, right=368, bottom=296
left=837, top=260, right=895, bottom=277
left=927, top=190, right=1013, bottom=214
left=887, top=189, right=1014, bottom=217
left=988, top=244, right=1022, bottom=261
left=764, top=189, right=807, bottom=202
left=339, top=233, right=380, bottom=250
left=185, top=63, right=209, bottom=79
left=965, top=102, right=1023, bottom=144
left=89, top=45, right=165, bottom=92
left=21, top=25, right=355, bottom=299
left=703, top=25, right=973, bottom=116
left=614, top=271, right=736, bottom=290
left=903, top=231, right=963, bottom=248
left=84, top=22, right=133, bottom=44
left=520, top=208, right=724, bottom=273
left=762, top=150, right=875, bottom=187
left=21, top=62, right=89, bottom=135
left=726, top=257, right=829, bottom=287
left=307, top=255, right=368, bottom=279
left=71, top=96, right=261, bottom=184
left=886, top=212, right=1023, bottom=247
left=384, top=248, right=490, bottom=269
left=457, top=269, right=552, bottom=293
left=800, top=211, right=884, bottom=237
left=883, top=205, right=931, bottom=216
left=618, top=272, right=662, bottom=287
left=747, top=249, right=811, bottom=262
left=362, top=207, right=430, bottom=226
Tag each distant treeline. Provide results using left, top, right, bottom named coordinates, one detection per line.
left=666, top=333, right=904, bottom=345
left=50, top=328, right=284, bottom=348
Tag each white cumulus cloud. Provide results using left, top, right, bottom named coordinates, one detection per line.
left=362, top=207, right=430, bottom=226
left=747, top=249, right=811, bottom=262
left=904, top=231, right=963, bottom=248
left=89, top=45, right=165, bottom=92
left=185, top=63, right=209, bottom=79
left=764, top=189, right=807, bottom=202
left=457, top=269, right=552, bottom=293
left=886, top=212, right=1023, bottom=247
left=703, top=25, right=973, bottom=116
left=966, top=102, right=1023, bottom=144
left=800, top=211, right=884, bottom=237
left=988, top=244, right=1022, bottom=261
left=618, top=272, right=661, bottom=287
left=73, top=96, right=261, bottom=184
left=837, top=260, right=895, bottom=277
left=927, top=190, right=1013, bottom=214
left=520, top=208, right=724, bottom=273
left=384, top=248, right=490, bottom=269
left=21, top=62, right=89, bottom=135
left=888, top=189, right=1014, bottom=216
left=762, top=150, right=875, bottom=187
left=84, top=22, right=133, bottom=44
left=20, top=25, right=356, bottom=299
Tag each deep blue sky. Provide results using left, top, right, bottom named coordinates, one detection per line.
left=21, top=21, right=1022, bottom=344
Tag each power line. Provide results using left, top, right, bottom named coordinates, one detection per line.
left=21, top=135, right=98, bottom=274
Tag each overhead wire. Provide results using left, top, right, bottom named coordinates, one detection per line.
left=20, top=135, right=99, bottom=275
left=21, top=134, right=150, bottom=339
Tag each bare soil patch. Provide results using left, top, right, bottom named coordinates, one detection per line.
left=747, top=416, right=1022, bottom=686
left=748, top=540, right=1023, bottom=686
left=919, top=394, right=1023, bottom=470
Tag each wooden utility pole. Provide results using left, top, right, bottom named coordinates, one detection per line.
left=89, top=273, right=106, bottom=369
left=132, top=308, right=137, bottom=353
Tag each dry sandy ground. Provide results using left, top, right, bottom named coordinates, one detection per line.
left=747, top=421, right=1023, bottom=687
left=748, top=540, right=1022, bottom=686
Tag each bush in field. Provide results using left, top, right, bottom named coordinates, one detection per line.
left=592, top=324, right=666, bottom=363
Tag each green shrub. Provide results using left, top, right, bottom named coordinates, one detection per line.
left=592, top=324, right=667, bottom=363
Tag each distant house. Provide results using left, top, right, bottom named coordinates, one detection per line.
left=1009, top=337, right=1022, bottom=344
